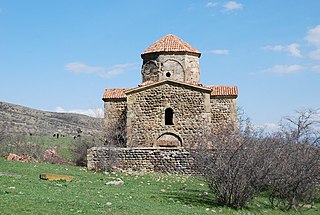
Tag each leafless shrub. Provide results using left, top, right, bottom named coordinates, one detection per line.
left=72, top=134, right=105, bottom=166
left=280, top=108, right=320, bottom=146
left=266, top=139, right=320, bottom=210
left=192, top=110, right=273, bottom=209
left=43, top=148, right=65, bottom=165
left=193, top=108, right=320, bottom=210
left=72, top=109, right=125, bottom=167
left=90, top=110, right=128, bottom=171
left=265, top=109, right=320, bottom=211
left=72, top=137, right=90, bottom=166
left=0, top=129, right=9, bottom=157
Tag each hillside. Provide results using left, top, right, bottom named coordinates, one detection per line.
left=0, top=101, right=103, bottom=136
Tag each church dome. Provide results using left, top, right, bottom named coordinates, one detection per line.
left=141, top=34, right=201, bottom=57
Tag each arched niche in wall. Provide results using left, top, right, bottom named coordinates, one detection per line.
left=162, top=59, right=185, bottom=81
left=142, top=60, right=159, bottom=82
left=155, top=132, right=182, bottom=147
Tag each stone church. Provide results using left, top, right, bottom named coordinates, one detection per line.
left=102, top=34, right=238, bottom=148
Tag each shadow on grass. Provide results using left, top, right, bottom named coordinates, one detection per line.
left=313, top=193, right=320, bottom=204
left=159, top=188, right=295, bottom=214
left=159, top=187, right=219, bottom=208
left=160, top=189, right=275, bottom=214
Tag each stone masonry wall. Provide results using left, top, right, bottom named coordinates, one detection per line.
left=210, top=97, right=238, bottom=130
left=141, top=53, right=200, bottom=83
left=126, top=83, right=212, bottom=148
left=87, top=147, right=194, bottom=174
left=104, top=99, right=127, bottom=131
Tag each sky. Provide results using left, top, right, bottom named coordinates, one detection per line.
left=0, top=0, right=320, bottom=130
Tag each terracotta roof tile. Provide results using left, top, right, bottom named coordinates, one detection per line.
left=142, top=34, right=201, bottom=56
left=206, top=86, right=238, bottom=97
left=102, top=88, right=128, bottom=100
left=102, top=85, right=238, bottom=100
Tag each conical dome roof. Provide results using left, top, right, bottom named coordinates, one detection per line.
left=141, top=34, right=201, bottom=56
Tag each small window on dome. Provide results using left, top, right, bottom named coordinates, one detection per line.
left=166, top=72, right=171, bottom=77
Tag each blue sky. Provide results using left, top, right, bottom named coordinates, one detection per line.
left=0, top=1, right=319, bottom=129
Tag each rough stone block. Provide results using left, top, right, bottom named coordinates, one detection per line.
left=39, top=174, right=73, bottom=182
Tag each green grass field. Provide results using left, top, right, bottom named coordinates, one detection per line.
left=25, top=135, right=76, bottom=161
left=1, top=158, right=319, bottom=214
left=0, top=135, right=76, bottom=163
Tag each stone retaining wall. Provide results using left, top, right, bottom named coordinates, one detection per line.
left=87, top=147, right=195, bottom=174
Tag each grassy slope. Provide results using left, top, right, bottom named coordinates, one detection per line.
left=0, top=158, right=319, bottom=215
left=24, top=136, right=75, bottom=161
left=0, top=136, right=76, bottom=163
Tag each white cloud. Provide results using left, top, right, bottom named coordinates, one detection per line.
left=261, top=45, right=285, bottom=52
left=255, top=123, right=280, bottom=133
left=287, top=43, right=302, bottom=57
left=311, top=65, right=320, bottom=73
left=206, top=2, right=218, bottom=8
left=309, top=49, right=320, bottom=60
left=55, top=107, right=66, bottom=113
left=206, top=49, right=229, bottom=55
left=262, top=64, right=304, bottom=74
left=305, top=25, right=320, bottom=47
left=262, top=43, right=302, bottom=57
left=65, top=62, right=138, bottom=78
left=223, top=1, right=243, bottom=11
left=55, top=106, right=103, bottom=118
left=304, top=25, right=320, bottom=60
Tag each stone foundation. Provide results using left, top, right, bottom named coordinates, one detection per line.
left=87, top=147, right=194, bottom=174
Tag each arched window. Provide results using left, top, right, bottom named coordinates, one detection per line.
left=165, top=108, right=174, bottom=125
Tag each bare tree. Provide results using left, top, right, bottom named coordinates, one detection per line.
left=192, top=110, right=273, bottom=209
left=0, top=128, right=8, bottom=157
left=72, top=109, right=107, bottom=166
left=266, top=109, right=320, bottom=210
left=280, top=108, right=320, bottom=145
left=266, top=138, right=320, bottom=210
left=192, top=108, right=320, bottom=210
left=104, top=112, right=127, bottom=147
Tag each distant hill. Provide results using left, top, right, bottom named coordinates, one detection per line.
left=0, top=101, right=103, bottom=136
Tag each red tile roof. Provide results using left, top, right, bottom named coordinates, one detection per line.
left=102, top=88, right=128, bottom=100
left=142, top=34, right=201, bottom=56
left=206, top=86, right=238, bottom=97
left=126, top=80, right=211, bottom=95
left=102, top=84, right=238, bottom=100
